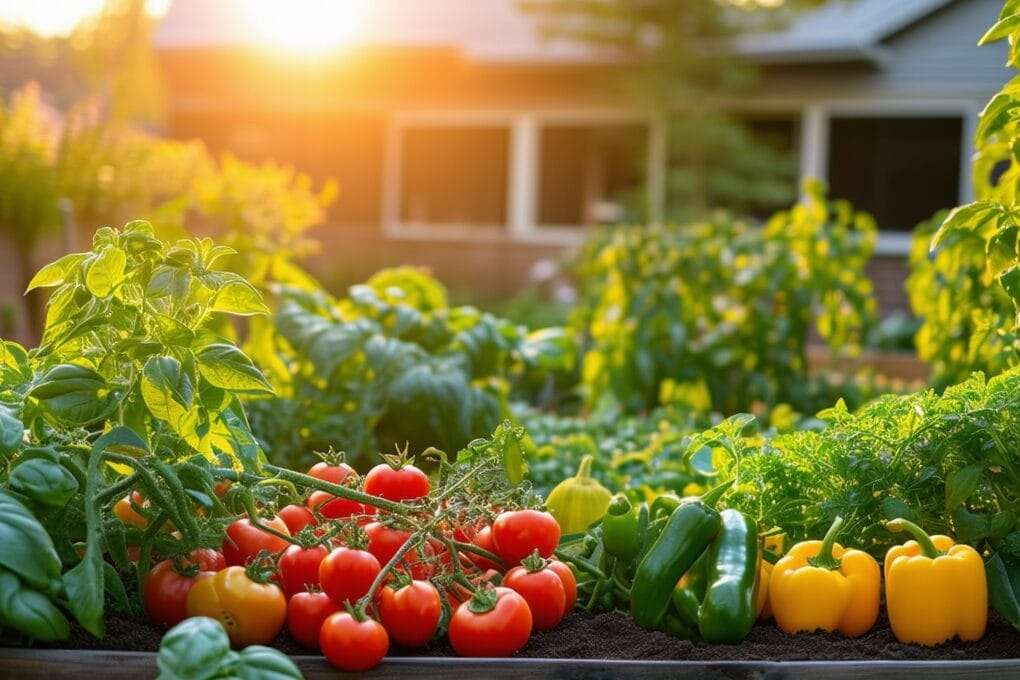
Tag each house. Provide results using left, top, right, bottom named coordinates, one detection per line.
left=154, top=0, right=1008, bottom=311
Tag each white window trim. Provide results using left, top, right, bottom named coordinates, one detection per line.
left=381, top=109, right=666, bottom=245
left=795, top=98, right=983, bottom=256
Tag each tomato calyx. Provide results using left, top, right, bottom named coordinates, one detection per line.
left=343, top=523, right=370, bottom=550
left=169, top=554, right=201, bottom=578
left=245, top=550, right=278, bottom=584
left=465, top=584, right=500, bottom=614
left=344, top=599, right=372, bottom=623
left=388, top=568, right=413, bottom=591
left=378, top=442, right=415, bottom=471
left=314, top=447, right=349, bottom=468
left=520, top=549, right=549, bottom=574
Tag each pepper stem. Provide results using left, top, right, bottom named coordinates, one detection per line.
left=576, top=455, right=594, bottom=480
left=699, top=479, right=735, bottom=508
left=885, top=518, right=943, bottom=558
left=807, top=515, right=844, bottom=571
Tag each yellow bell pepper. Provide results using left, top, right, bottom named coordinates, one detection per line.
left=769, top=516, right=879, bottom=637
left=755, top=558, right=773, bottom=619
left=884, top=518, right=987, bottom=646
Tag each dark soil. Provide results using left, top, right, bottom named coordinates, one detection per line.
left=20, top=611, right=1020, bottom=661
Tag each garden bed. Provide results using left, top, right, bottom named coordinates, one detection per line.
left=3, top=611, right=1020, bottom=679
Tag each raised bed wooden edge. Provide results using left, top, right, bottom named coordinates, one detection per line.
left=3, top=649, right=1020, bottom=679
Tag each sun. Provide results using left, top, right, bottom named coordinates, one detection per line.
left=242, top=0, right=369, bottom=57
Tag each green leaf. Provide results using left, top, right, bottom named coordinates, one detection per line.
left=0, top=491, right=62, bottom=590
left=157, top=617, right=233, bottom=680
left=0, top=404, right=23, bottom=453
left=9, top=458, right=78, bottom=508
left=142, top=356, right=196, bottom=435
left=986, top=553, right=1020, bottom=633
left=0, top=569, right=69, bottom=641
left=236, top=646, right=304, bottom=680
left=196, top=344, right=274, bottom=394
left=84, top=246, right=127, bottom=297
left=979, top=12, right=1020, bottom=45
left=28, top=364, right=115, bottom=427
left=62, top=547, right=104, bottom=637
left=930, top=201, right=1001, bottom=251
left=25, top=253, right=84, bottom=293
left=998, top=264, right=1020, bottom=305
left=210, top=281, right=270, bottom=316
left=0, top=340, right=32, bottom=384
left=988, top=223, right=1020, bottom=276
left=146, top=265, right=192, bottom=300
left=945, top=464, right=983, bottom=509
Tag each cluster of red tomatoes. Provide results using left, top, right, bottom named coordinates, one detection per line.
left=135, top=459, right=572, bottom=672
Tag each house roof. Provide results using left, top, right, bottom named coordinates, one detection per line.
left=153, top=0, right=597, bottom=63
left=154, top=0, right=959, bottom=65
left=733, top=0, right=958, bottom=63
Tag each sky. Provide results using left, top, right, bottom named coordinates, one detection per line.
left=0, top=0, right=170, bottom=36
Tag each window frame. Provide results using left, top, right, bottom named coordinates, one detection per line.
left=382, top=109, right=666, bottom=245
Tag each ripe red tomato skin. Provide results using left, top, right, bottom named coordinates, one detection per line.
left=378, top=581, right=441, bottom=647
left=287, top=591, right=340, bottom=649
left=364, top=522, right=433, bottom=579
left=189, top=548, right=226, bottom=573
left=491, top=510, right=560, bottom=566
left=363, top=463, right=430, bottom=502
left=222, top=517, right=291, bottom=567
left=469, top=525, right=501, bottom=571
left=547, top=559, right=578, bottom=612
left=308, top=461, right=355, bottom=485
left=278, top=544, right=328, bottom=598
left=143, top=560, right=213, bottom=628
left=319, top=547, right=381, bottom=605
left=503, top=565, right=566, bottom=631
left=278, top=504, right=317, bottom=534
left=307, top=490, right=364, bottom=520
left=320, top=612, right=389, bottom=672
left=449, top=587, right=533, bottom=657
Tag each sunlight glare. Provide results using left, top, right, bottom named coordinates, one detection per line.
left=0, top=0, right=172, bottom=37
left=242, top=0, right=369, bottom=56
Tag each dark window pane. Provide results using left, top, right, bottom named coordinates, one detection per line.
left=401, top=126, right=508, bottom=226
left=736, top=116, right=800, bottom=220
left=828, top=117, right=961, bottom=231
left=538, top=124, right=647, bottom=226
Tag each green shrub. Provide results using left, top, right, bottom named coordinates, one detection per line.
left=571, top=181, right=876, bottom=416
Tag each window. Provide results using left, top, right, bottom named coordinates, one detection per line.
left=827, top=116, right=962, bottom=231
left=537, top=124, right=647, bottom=227
left=400, top=126, right=509, bottom=227
left=736, top=115, right=800, bottom=220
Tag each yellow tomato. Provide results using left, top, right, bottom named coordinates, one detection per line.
left=186, top=566, right=286, bottom=647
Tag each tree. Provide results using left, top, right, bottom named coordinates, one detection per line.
left=520, top=0, right=817, bottom=220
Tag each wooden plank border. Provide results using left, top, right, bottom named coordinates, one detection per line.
left=3, top=649, right=1020, bottom=679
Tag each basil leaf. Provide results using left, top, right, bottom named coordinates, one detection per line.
left=8, top=458, right=79, bottom=508
left=0, top=569, right=69, bottom=641
left=0, top=491, right=62, bottom=589
left=196, top=344, right=274, bottom=394
left=236, top=646, right=304, bottom=680
left=157, top=617, right=233, bottom=680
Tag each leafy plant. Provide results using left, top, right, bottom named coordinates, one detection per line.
left=245, top=267, right=575, bottom=469
left=572, top=181, right=876, bottom=416
left=710, top=367, right=1020, bottom=559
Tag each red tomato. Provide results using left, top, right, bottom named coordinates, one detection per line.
left=319, top=612, right=389, bottom=672
left=278, top=544, right=328, bottom=598
left=547, top=559, right=577, bottom=612
left=319, top=547, right=381, bottom=606
left=377, top=580, right=441, bottom=647
left=213, top=480, right=232, bottom=497
left=222, top=517, right=291, bottom=567
left=189, top=548, right=226, bottom=573
left=364, top=522, right=433, bottom=579
left=287, top=590, right=340, bottom=649
left=308, top=461, right=356, bottom=485
left=449, top=587, right=532, bottom=657
left=143, top=559, right=214, bottom=628
left=469, top=525, right=501, bottom=571
left=363, top=463, right=430, bottom=502
left=492, top=510, right=560, bottom=566
left=278, top=504, right=317, bottom=534
left=307, top=490, right=364, bottom=520
left=503, top=564, right=566, bottom=630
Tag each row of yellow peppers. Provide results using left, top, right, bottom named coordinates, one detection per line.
left=755, top=516, right=987, bottom=647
